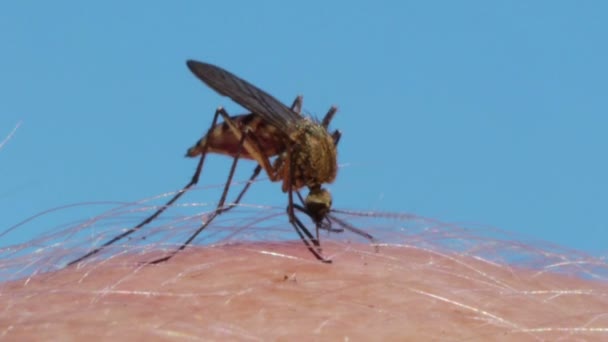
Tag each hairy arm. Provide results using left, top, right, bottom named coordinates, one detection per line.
left=2, top=240, right=606, bottom=340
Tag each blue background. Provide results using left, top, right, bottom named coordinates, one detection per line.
left=1, top=2, right=606, bottom=254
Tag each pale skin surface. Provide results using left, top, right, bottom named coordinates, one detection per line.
left=1, top=240, right=607, bottom=341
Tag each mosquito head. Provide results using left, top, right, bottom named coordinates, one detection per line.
left=304, top=186, right=332, bottom=224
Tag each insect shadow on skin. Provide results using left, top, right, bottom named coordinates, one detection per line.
left=67, top=60, right=376, bottom=267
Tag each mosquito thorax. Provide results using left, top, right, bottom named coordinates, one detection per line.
left=290, top=120, right=338, bottom=188
left=305, top=186, right=332, bottom=223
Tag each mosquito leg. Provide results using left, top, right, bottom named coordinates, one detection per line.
left=149, top=123, right=279, bottom=264
left=295, top=190, right=305, bottom=205
left=292, top=203, right=344, bottom=235
left=331, top=130, right=341, bottom=146
left=293, top=203, right=376, bottom=251
left=225, top=165, right=261, bottom=210
left=327, top=213, right=375, bottom=243
left=321, top=106, right=338, bottom=129
left=288, top=207, right=332, bottom=263
left=287, top=198, right=330, bottom=262
left=285, top=144, right=298, bottom=231
left=321, top=218, right=344, bottom=233
left=319, top=105, right=340, bottom=145
left=273, top=95, right=307, bottom=206
left=148, top=127, right=254, bottom=264
left=66, top=107, right=226, bottom=267
left=329, top=213, right=379, bottom=252
left=288, top=204, right=321, bottom=248
left=290, top=95, right=303, bottom=114
left=215, top=108, right=278, bottom=181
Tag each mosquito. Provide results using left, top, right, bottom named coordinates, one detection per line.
left=67, top=60, right=374, bottom=266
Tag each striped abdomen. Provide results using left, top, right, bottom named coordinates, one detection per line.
left=186, top=113, right=287, bottom=160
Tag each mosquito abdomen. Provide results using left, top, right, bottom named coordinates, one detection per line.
left=186, top=113, right=287, bottom=160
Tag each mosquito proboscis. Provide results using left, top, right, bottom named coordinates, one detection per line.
left=67, top=60, right=375, bottom=266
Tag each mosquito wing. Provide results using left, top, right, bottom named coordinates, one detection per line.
left=187, top=60, right=300, bottom=134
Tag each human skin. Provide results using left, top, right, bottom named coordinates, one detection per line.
left=1, top=240, right=607, bottom=341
